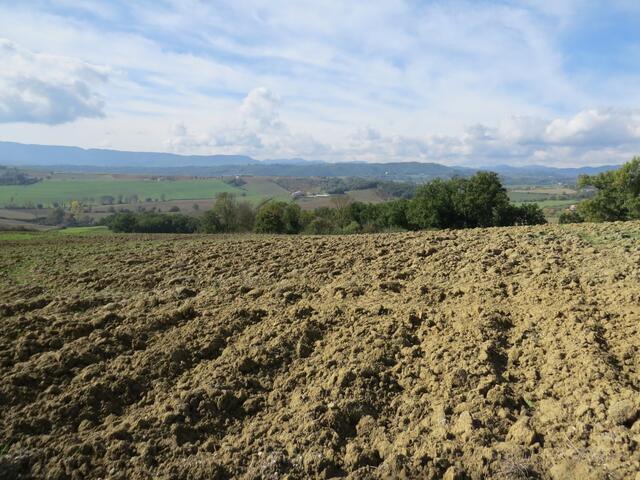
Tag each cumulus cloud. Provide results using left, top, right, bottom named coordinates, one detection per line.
left=341, top=108, right=640, bottom=166
left=166, top=101, right=640, bottom=166
left=0, top=39, right=108, bottom=124
left=166, top=87, right=331, bottom=157
left=545, top=109, right=640, bottom=146
left=239, top=87, right=283, bottom=131
left=475, top=109, right=640, bottom=164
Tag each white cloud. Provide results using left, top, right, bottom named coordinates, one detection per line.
left=340, top=108, right=640, bottom=166
left=166, top=90, right=640, bottom=165
left=239, top=87, right=283, bottom=131
left=0, top=39, right=108, bottom=124
left=545, top=109, right=640, bottom=146
left=166, top=87, right=333, bottom=158
left=0, top=2, right=639, bottom=167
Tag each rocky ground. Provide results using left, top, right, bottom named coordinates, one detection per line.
left=0, top=222, right=639, bottom=479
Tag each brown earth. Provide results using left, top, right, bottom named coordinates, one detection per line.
left=0, top=222, right=639, bottom=479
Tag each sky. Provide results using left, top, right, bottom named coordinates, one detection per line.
left=0, top=1, right=639, bottom=166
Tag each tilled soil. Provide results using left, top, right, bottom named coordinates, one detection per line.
left=0, top=223, right=639, bottom=479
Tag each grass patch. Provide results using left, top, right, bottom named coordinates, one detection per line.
left=575, top=232, right=602, bottom=245
left=0, top=231, right=43, bottom=241
left=57, top=226, right=111, bottom=236
left=0, top=226, right=111, bottom=242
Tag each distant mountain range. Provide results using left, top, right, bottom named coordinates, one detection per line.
left=0, top=141, right=620, bottom=184
left=0, top=141, right=257, bottom=167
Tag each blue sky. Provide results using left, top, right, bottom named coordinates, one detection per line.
left=0, top=0, right=639, bottom=166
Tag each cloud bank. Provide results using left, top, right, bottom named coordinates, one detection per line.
left=167, top=88, right=640, bottom=166
left=0, top=39, right=108, bottom=124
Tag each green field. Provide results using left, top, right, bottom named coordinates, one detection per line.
left=0, top=225, right=111, bottom=241
left=236, top=177, right=291, bottom=203
left=0, top=178, right=242, bottom=206
left=0, top=176, right=294, bottom=208
left=508, top=191, right=554, bottom=202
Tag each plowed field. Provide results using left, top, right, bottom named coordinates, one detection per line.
left=1, top=222, right=639, bottom=479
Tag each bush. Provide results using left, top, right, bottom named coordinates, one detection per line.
left=106, top=212, right=199, bottom=233
left=511, top=203, right=547, bottom=226
left=495, top=203, right=547, bottom=226
left=558, top=210, right=584, bottom=224
left=305, top=217, right=336, bottom=234
left=341, top=221, right=361, bottom=234
left=46, top=207, right=65, bottom=226
left=200, top=210, right=222, bottom=233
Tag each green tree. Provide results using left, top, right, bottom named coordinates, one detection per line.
left=407, top=178, right=463, bottom=229
left=254, top=201, right=302, bottom=234
left=69, top=200, right=83, bottom=219
left=207, top=192, right=255, bottom=232
left=459, top=171, right=510, bottom=227
left=235, top=201, right=256, bottom=232
left=254, top=202, right=285, bottom=233
left=200, top=210, right=222, bottom=233
left=108, top=212, right=138, bottom=232
left=46, top=207, right=65, bottom=226
left=212, top=192, right=239, bottom=232
left=578, top=158, right=640, bottom=221
left=408, top=173, right=545, bottom=229
left=512, top=203, right=547, bottom=225
left=282, top=203, right=303, bottom=233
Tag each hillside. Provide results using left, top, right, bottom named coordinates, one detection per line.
left=0, top=142, right=257, bottom=168
left=1, top=223, right=639, bottom=479
left=0, top=141, right=619, bottom=184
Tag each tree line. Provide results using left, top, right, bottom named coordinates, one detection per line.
left=105, top=171, right=546, bottom=234
left=0, top=166, right=40, bottom=186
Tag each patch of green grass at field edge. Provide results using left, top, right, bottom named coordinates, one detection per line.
left=0, top=226, right=111, bottom=241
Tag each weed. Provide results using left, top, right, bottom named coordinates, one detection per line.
left=500, top=453, right=537, bottom=480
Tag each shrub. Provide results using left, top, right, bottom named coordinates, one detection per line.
left=200, top=210, right=222, bottom=233
left=106, top=212, right=199, bottom=233
left=341, top=221, right=361, bottom=234
left=558, top=210, right=584, bottom=224
left=305, top=217, right=336, bottom=234
left=46, top=207, right=65, bottom=226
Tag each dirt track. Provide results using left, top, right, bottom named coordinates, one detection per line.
left=1, top=223, right=639, bottom=479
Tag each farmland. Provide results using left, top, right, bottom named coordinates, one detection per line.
left=0, top=167, right=603, bottom=235
left=0, top=175, right=284, bottom=207
left=1, top=221, right=639, bottom=479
